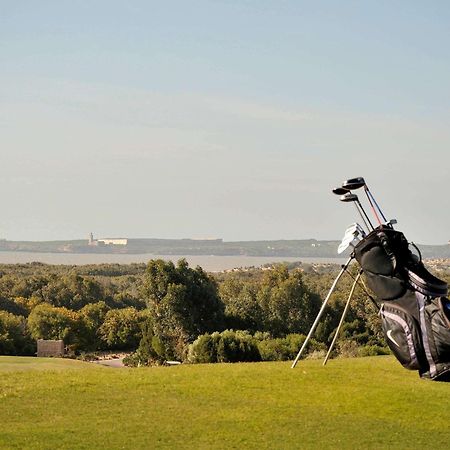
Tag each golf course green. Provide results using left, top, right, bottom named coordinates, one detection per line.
left=0, top=356, right=448, bottom=449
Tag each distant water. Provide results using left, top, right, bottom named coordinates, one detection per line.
left=0, top=251, right=346, bottom=271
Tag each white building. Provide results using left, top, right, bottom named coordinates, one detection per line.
left=88, top=233, right=128, bottom=246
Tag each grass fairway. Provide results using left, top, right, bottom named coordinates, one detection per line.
left=0, top=356, right=449, bottom=449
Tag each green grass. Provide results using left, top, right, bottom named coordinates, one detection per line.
left=0, top=356, right=449, bottom=449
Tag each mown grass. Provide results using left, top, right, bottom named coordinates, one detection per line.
left=0, top=356, right=449, bottom=449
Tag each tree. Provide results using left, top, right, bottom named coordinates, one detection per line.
left=98, top=308, right=147, bottom=350
left=256, top=265, right=321, bottom=336
left=219, top=277, right=262, bottom=331
left=27, top=303, right=79, bottom=343
left=142, top=259, right=225, bottom=361
left=0, top=311, right=34, bottom=355
left=39, top=272, right=104, bottom=310
left=78, top=301, right=110, bottom=350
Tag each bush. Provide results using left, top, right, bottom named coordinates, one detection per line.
left=187, top=332, right=328, bottom=364
left=123, top=318, right=163, bottom=367
left=187, top=332, right=221, bottom=363
left=0, top=311, right=35, bottom=355
left=336, top=340, right=360, bottom=358
left=217, top=330, right=261, bottom=363
left=188, top=330, right=260, bottom=364
left=358, top=345, right=390, bottom=357
left=257, top=334, right=325, bottom=361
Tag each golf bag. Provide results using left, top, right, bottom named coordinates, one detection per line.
left=354, top=225, right=450, bottom=381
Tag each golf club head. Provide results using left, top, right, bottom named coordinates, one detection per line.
left=338, top=235, right=362, bottom=254
left=332, top=187, right=350, bottom=195
left=344, top=224, right=366, bottom=238
left=345, top=222, right=365, bottom=233
left=338, top=223, right=365, bottom=254
left=340, top=193, right=358, bottom=203
left=341, top=229, right=362, bottom=245
left=346, top=223, right=367, bottom=238
left=342, top=177, right=365, bottom=190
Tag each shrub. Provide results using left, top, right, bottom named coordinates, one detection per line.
left=336, top=340, right=360, bottom=358
left=358, top=345, right=390, bottom=357
left=188, top=330, right=260, bottom=364
left=123, top=318, right=164, bottom=367
left=257, top=334, right=325, bottom=361
left=0, top=311, right=35, bottom=355
left=217, top=330, right=260, bottom=363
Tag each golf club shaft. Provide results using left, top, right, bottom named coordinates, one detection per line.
left=355, top=200, right=374, bottom=231
left=352, top=204, right=371, bottom=233
left=366, top=188, right=387, bottom=222
left=291, top=256, right=353, bottom=368
left=364, top=187, right=382, bottom=226
left=323, top=271, right=362, bottom=365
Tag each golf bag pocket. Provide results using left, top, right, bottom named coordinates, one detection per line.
left=425, top=297, right=450, bottom=363
left=364, top=270, right=406, bottom=301
left=380, top=302, right=423, bottom=370
left=407, top=267, right=448, bottom=298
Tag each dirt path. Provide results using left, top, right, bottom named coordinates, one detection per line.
left=92, top=358, right=125, bottom=368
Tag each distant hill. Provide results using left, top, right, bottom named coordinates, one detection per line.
left=0, top=237, right=449, bottom=259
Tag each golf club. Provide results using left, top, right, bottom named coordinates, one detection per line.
left=342, top=177, right=388, bottom=227
left=333, top=187, right=372, bottom=231
left=332, top=187, right=350, bottom=195
left=338, top=223, right=365, bottom=254
left=340, top=193, right=374, bottom=231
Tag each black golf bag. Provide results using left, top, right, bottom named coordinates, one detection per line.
left=353, top=225, right=450, bottom=381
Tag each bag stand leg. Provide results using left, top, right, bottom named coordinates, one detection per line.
left=323, top=271, right=362, bottom=365
left=291, top=256, right=354, bottom=368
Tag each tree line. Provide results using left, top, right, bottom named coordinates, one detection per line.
left=4, top=259, right=446, bottom=363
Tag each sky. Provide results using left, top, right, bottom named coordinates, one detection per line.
left=1, top=1, right=449, bottom=244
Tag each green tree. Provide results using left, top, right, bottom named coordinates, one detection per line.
left=78, top=301, right=110, bottom=350
left=219, top=277, right=262, bottom=331
left=40, top=272, right=104, bottom=310
left=27, top=303, right=79, bottom=343
left=256, top=265, right=321, bottom=336
left=0, top=311, right=34, bottom=355
left=98, top=308, right=146, bottom=350
left=142, top=259, right=225, bottom=361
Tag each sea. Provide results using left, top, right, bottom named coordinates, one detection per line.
left=0, top=251, right=346, bottom=272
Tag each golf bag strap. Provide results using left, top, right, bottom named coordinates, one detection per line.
left=416, top=292, right=437, bottom=378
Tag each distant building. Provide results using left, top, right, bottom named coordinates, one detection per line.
left=88, top=232, right=96, bottom=246
left=98, top=238, right=128, bottom=246
left=88, top=233, right=128, bottom=246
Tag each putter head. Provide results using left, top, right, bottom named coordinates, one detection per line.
left=342, top=177, right=365, bottom=190
left=340, top=193, right=358, bottom=203
left=332, top=187, right=349, bottom=195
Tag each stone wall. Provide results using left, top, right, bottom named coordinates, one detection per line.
left=37, top=339, right=64, bottom=357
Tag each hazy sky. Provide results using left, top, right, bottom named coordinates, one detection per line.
left=1, top=1, right=449, bottom=244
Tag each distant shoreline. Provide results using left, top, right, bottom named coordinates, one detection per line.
left=0, top=251, right=348, bottom=272
left=1, top=237, right=449, bottom=260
